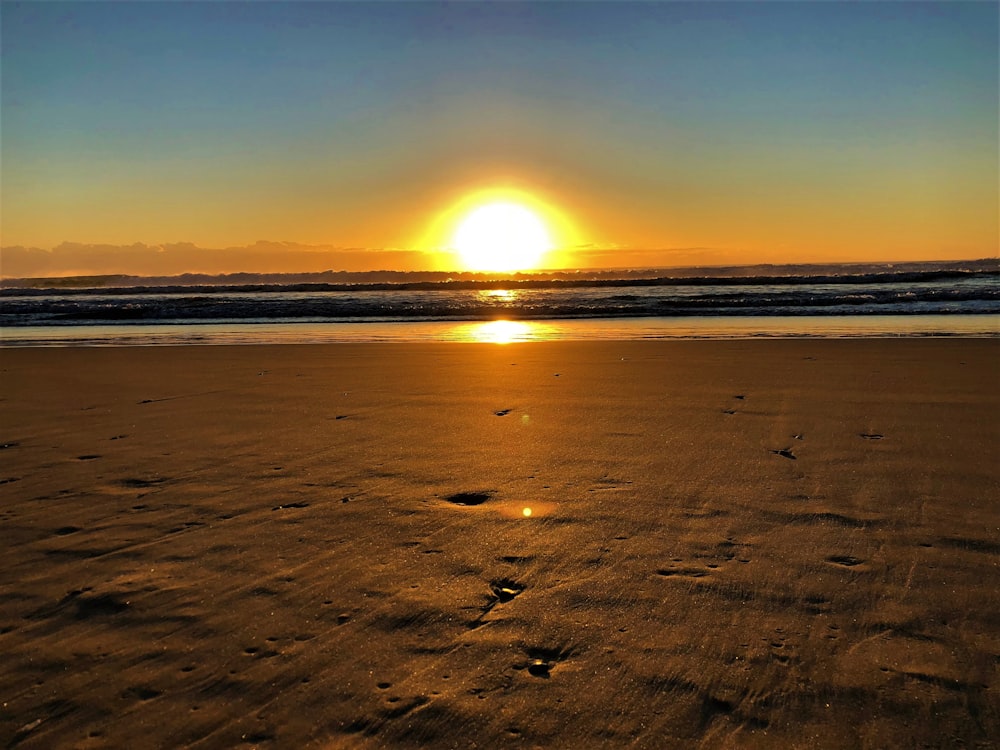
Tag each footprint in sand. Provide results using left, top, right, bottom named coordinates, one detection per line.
left=826, top=554, right=865, bottom=568
left=769, top=448, right=796, bottom=460
left=120, top=477, right=167, bottom=489
left=490, top=579, right=525, bottom=603
left=656, top=566, right=711, bottom=579
left=519, top=645, right=575, bottom=679
left=723, top=395, right=746, bottom=414
left=122, top=686, right=162, bottom=701
left=444, top=491, right=494, bottom=506
left=468, top=579, right=526, bottom=628
left=658, top=541, right=746, bottom=577
left=72, top=592, right=130, bottom=619
left=500, top=554, right=533, bottom=564
left=769, top=634, right=795, bottom=666
left=528, top=661, right=551, bottom=678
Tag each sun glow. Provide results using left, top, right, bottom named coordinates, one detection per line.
left=453, top=202, right=552, bottom=272
left=419, top=187, right=581, bottom=272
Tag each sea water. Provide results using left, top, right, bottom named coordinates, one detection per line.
left=2, top=263, right=996, bottom=345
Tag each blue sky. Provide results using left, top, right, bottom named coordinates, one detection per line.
left=2, top=1, right=996, bottom=272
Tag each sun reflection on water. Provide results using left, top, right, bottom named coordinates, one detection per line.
left=478, top=289, right=518, bottom=301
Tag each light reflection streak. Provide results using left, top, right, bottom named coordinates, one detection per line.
left=7, top=316, right=985, bottom=348
left=478, top=289, right=518, bottom=301
left=456, top=319, right=558, bottom=344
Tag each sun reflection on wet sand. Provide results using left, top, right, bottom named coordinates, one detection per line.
left=497, top=501, right=554, bottom=519
left=454, top=320, right=558, bottom=344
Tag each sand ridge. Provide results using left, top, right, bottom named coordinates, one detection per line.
left=1, top=341, right=998, bottom=748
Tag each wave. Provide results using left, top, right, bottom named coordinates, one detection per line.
left=2, top=258, right=997, bottom=295
left=0, top=259, right=1000, bottom=299
left=2, top=280, right=996, bottom=326
left=3, top=259, right=996, bottom=327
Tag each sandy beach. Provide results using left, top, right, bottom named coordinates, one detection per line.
left=1, top=340, right=997, bottom=748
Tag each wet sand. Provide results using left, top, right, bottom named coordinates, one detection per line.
left=1, top=340, right=998, bottom=748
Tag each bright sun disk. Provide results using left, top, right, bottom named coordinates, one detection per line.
left=452, top=202, right=552, bottom=272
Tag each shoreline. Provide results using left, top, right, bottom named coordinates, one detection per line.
left=2, top=313, right=998, bottom=347
left=2, top=340, right=998, bottom=747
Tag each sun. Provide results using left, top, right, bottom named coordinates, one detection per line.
left=452, top=202, right=553, bottom=272
left=418, top=186, right=581, bottom=272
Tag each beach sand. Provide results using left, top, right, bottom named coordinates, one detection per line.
left=1, top=340, right=998, bottom=748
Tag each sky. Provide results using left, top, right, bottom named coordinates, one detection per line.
left=1, top=1, right=997, bottom=276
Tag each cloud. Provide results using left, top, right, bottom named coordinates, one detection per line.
left=0, top=241, right=443, bottom=278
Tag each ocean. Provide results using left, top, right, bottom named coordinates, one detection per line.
left=2, top=260, right=997, bottom=345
